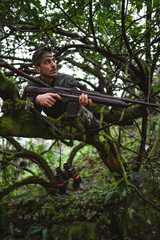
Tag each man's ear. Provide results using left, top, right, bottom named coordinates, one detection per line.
left=35, top=66, right=40, bottom=73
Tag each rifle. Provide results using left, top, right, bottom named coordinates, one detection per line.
left=23, top=85, right=158, bottom=117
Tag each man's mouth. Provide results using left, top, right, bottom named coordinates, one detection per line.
left=50, top=69, right=57, bottom=73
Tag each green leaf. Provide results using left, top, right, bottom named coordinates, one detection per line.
left=27, top=225, right=42, bottom=237
left=104, top=191, right=115, bottom=203
left=42, top=228, right=48, bottom=240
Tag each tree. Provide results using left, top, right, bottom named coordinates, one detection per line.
left=0, top=0, right=159, bottom=201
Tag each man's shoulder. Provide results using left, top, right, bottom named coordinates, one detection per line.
left=27, top=80, right=41, bottom=87
left=27, top=78, right=47, bottom=87
left=54, top=72, right=77, bottom=87
left=56, top=72, right=75, bottom=81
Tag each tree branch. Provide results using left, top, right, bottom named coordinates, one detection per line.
left=67, top=142, right=85, bottom=166
left=121, top=0, right=133, bottom=57
left=0, top=61, right=50, bottom=87
left=0, top=176, right=55, bottom=200
left=4, top=136, right=23, bottom=151
left=89, top=0, right=98, bottom=47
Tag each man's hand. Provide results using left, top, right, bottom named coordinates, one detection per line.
left=35, top=93, right=62, bottom=107
left=79, top=93, right=93, bottom=107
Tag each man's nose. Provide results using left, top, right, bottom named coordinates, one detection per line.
left=51, top=61, right=56, bottom=67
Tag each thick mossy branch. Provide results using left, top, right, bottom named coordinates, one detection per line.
left=0, top=105, right=126, bottom=175
left=86, top=130, right=124, bottom=175
left=0, top=100, right=86, bottom=140
left=0, top=99, right=125, bottom=175
left=100, top=106, right=148, bottom=126
left=2, top=99, right=26, bottom=114
left=0, top=104, right=60, bottom=139
left=97, top=98, right=158, bottom=126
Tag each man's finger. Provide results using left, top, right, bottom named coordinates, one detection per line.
left=84, top=94, right=88, bottom=105
left=88, top=99, right=93, bottom=106
left=49, top=93, right=62, bottom=100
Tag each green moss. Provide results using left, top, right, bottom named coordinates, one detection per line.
left=14, top=100, right=26, bottom=111
left=2, top=100, right=13, bottom=113
left=0, top=71, right=14, bottom=86
left=0, top=116, right=18, bottom=134
left=97, top=131, right=110, bottom=152
left=2, top=99, right=25, bottom=115
left=20, top=112, right=49, bottom=137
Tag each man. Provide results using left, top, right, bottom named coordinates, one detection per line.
left=26, top=46, right=97, bottom=127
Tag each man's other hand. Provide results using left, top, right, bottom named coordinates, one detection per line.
left=79, top=93, right=93, bottom=107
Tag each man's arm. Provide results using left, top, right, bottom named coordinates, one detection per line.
left=35, top=92, right=92, bottom=108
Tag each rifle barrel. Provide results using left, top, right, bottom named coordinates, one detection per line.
left=75, top=89, right=158, bottom=108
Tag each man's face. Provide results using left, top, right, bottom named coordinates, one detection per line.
left=35, top=56, right=57, bottom=82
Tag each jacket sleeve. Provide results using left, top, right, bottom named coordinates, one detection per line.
left=24, top=80, right=43, bottom=113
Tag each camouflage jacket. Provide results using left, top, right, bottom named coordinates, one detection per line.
left=26, top=73, right=77, bottom=118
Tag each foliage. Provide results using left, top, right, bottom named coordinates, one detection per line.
left=1, top=149, right=160, bottom=239
left=0, top=148, right=121, bottom=239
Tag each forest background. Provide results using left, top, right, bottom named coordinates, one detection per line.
left=0, top=0, right=160, bottom=239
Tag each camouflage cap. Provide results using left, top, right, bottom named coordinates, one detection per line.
left=32, top=46, right=53, bottom=66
